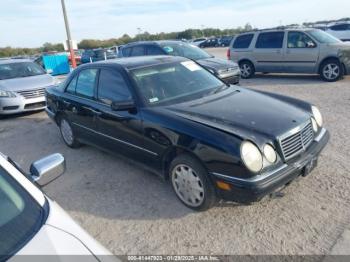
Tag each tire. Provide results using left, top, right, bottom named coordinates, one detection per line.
left=169, top=154, right=216, bottom=211
left=239, top=61, right=255, bottom=79
left=320, top=59, right=343, bottom=82
left=59, top=117, right=80, bottom=148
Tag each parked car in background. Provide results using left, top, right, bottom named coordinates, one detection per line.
left=199, top=38, right=220, bottom=48
left=190, top=37, right=207, bottom=46
left=119, top=40, right=240, bottom=84
left=0, top=152, right=112, bottom=260
left=219, top=36, right=234, bottom=47
left=81, top=48, right=117, bottom=64
left=228, top=28, right=350, bottom=82
left=45, top=56, right=329, bottom=211
left=0, top=59, right=58, bottom=115
left=326, top=22, right=350, bottom=42
left=68, top=49, right=83, bottom=65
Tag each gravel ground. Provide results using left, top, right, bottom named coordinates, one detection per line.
left=0, top=48, right=350, bottom=255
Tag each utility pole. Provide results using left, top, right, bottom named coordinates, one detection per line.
left=61, top=0, right=77, bottom=68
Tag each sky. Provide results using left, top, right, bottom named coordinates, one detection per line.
left=0, top=0, right=349, bottom=48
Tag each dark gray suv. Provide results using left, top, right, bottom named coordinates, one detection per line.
left=119, top=40, right=241, bottom=84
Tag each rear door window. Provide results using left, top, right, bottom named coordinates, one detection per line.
left=121, top=47, right=132, bottom=57
left=255, top=32, right=285, bottom=48
left=75, top=69, right=98, bottom=99
left=97, top=69, right=132, bottom=104
left=131, top=46, right=145, bottom=56
left=232, top=34, right=254, bottom=48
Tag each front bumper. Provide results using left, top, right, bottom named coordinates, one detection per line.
left=219, top=71, right=240, bottom=84
left=211, top=128, right=330, bottom=203
left=0, top=96, right=46, bottom=115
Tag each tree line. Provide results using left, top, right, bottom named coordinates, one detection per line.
left=1, top=17, right=349, bottom=58
left=0, top=24, right=253, bottom=58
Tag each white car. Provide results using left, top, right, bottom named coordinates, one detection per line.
left=326, top=22, right=350, bottom=42
left=0, top=152, right=115, bottom=261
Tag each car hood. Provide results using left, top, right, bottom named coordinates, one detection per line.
left=0, top=74, right=54, bottom=92
left=16, top=200, right=114, bottom=261
left=196, top=57, right=238, bottom=72
left=165, top=87, right=311, bottom=141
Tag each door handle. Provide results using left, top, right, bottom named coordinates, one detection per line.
left=276, top=50, right=281, bottom=54
left=72, top=107, right=78, bottom=114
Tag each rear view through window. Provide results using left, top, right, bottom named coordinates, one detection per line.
left=232, top=34, right=254, bottom=48
left=255, top=32, right=285, bottom=48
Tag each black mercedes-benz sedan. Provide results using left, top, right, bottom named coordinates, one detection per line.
left=45, top=56, right=329, bottom=211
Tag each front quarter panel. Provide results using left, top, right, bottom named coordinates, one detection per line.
left=141, top=108, right=253, bottom=179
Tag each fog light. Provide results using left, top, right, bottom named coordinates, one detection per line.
left=216, top=181, right=231, bottom=191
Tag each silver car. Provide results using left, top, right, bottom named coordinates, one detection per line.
left=0, top=59, right=57, bottom=115
left=228, top=28, right=350, bottom=82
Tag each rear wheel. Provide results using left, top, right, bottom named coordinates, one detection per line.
left=59, top=117, right=80, bottom=148
left=320, top=59, right=343, bottom=82
left=239, top=61, right=255, bottom=79
left=169, top=154, right=216, bottom=211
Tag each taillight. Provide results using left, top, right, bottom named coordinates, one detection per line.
left=227, top=49, right=231, bottom=60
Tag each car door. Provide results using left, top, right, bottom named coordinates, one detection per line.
left=253, top=31, right=285, bottom=72
left=283, top=31, right=320, bottom=73
left=93, top=66, right=151, bottom=162
left=61, top=68, right=100, bottom=142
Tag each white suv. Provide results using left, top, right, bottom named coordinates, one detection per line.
left=326, top=22, right=350, bottom=42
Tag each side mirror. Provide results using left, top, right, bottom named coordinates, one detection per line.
left=111, top=100, right=135, bottom=111
left=46, top=69, right=53, bottom=74
left=30, top=154, right=65, bottom=187
left=307, top=42, right=316, bottom=48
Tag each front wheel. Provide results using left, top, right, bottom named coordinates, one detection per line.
left=320, top=59, right=343, bottom=82
left=239, top=61, right=255, bottom=79
left=169, top=154, right=216, bottom=211
left=59, top=117, right=80, bottom=148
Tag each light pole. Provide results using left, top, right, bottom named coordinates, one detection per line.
left=137, top=27, right=142, bottom=41
left=61, top=0, right=77, bottom=68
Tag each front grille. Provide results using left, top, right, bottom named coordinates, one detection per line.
left=16, top=88, right=46, bottom=99
left=24, top=101, right=46, bottom=110
left=279, top=121, right=314, bottom=160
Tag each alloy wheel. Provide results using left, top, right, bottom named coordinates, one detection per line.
left=240, top=64, right=252, bottom=78
left=322, top=63, right=340, bottom=81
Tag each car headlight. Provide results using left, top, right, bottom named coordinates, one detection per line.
left=241, top=141, right=263, bottom=172
left=311, top=106, right=323, bottom=127
left=311, top=118, right=318, bottom=132
left=0, top=90, right=16, bottom=98
left=263, top=144, right=277, bottom=163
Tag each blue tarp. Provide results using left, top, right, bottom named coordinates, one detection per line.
left=42, top=54, right=70, bottom=75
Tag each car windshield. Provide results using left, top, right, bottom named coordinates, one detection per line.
left=0, top=164, right=44, bottom=258
left=159, top=42, right=212, bottom=60
left=0, top=62, right=46, bottom=80
left=130, top=60, right=226, bottom=106
left=308, top=30, right=341, bottom=44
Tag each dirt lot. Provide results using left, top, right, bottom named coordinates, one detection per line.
left=1, top=48, right=350, bottom=255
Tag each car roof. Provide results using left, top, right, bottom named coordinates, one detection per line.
left=85, top=55, right=188, bottom=70
left=122, top=40, right=185, bottom=48
left=0, top=59, right=32, bottom=64
left=238, top=27, right=317, bottom=35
